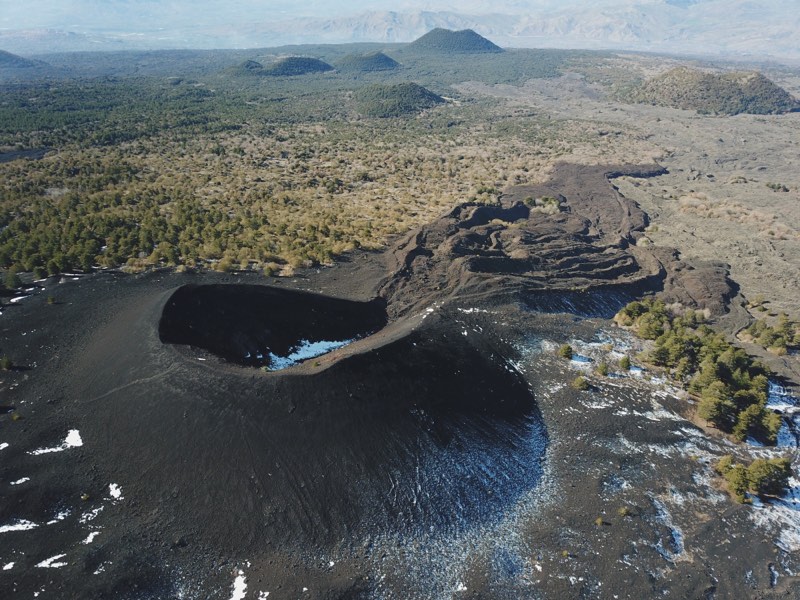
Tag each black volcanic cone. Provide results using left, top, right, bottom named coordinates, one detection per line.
left=61, top=284, right=546, bottom=553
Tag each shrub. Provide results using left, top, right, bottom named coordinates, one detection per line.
left=595, top=361, right=609, bottom=376
left=619, top=355, right=631, bottom=370
left=724, top=464, right=750, bottom=503
left=4, top=268, right=21, bottom=290
left=572, top=375, right=590, bottom=391
left=0, top=355, right=12, bottom=370
left=558, top=344, right=573, bottom=359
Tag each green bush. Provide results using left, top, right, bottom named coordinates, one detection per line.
left=4, top=268, right=21, bottom=290
left=572, top=375, right=590, bottom=391
left=558, top=344, right=574, bottom=360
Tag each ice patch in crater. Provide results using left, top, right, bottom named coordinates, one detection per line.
left=267, top=338, right=354, bottom=370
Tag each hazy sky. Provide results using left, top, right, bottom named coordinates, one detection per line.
left=2, top=0, right=797, bottom=59
left=0, top=1, right=627, bottom=30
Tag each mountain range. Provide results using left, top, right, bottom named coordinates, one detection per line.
left=1, top=1, right=799, bottom=60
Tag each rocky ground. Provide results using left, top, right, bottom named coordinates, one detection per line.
left=2, top=158, right=799, bottom=599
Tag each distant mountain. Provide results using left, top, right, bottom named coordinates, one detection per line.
left=627, top=67, right=800, bottom=115
left=407, top=28, right=503, bottom=53
left=0, top=49, right=40, bottom=68
left=0, top=49, right=55, bottom=80
left=2, top=2, right=800, bottom=60
left=263, top=57, right=334, bottom=77
left=355, top=82, right=444, bottom=117
left=336, top=51, right=400, bottom=72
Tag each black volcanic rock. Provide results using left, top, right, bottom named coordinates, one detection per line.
left=408, top=28, right=503, bottom=54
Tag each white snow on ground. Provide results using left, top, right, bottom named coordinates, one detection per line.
left=267, top=339, right=354, bottom=370
left=9, top=296, right=29, bottom=303
left=2, top=562, right=13, bottom=570
left=29, top=429, right=83, bottom=455
left=108, top=483, right=123, bottom=500
left=258, top=593, right=270, bottom=599
left=0, top=519, right=39, bottom=533
left=0, top=443, right=8, bottom=451
left=46, top=509, right=70, bottom=525
left=10, top=477, right=30, bottom=485
left=751, top=477, right=800, bottom=553
left=79, top=506, right=104, bottom=524
left=229, top=570, right=247, bottom=600
left=36, top=554, right=68, bottom=568
left=83, top=532, right=101, bottom=544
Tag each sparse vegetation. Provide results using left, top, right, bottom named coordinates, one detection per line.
left=0, top=355, right=12, bottom=370
left=558, top=344, right=574, bottom=359
left=766, top=182, right=790, bottom=192
left=619, top=355, right=631, bottom=370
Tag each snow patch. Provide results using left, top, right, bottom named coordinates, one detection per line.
left=79, top=506, right=104, bottom=524
left=83, top=531, right=101, bottom=545
left=10, top=477, right=30, bottom=485
left=2, top=562, right=14, bottom=570
left=0, top=518, right=39, bottom=533
left=0, top=443, right=8, bottom=451
left=108, top=483, right=123, bottom=500
left=36, top=554, right=68, bottom=568
left=229, top=570, right=247, bottom=600
left=29, top=429, right=83, bottom=455
left=46, top=509, right=70, bottom=525
left=258, top=593, right=270, bottom=600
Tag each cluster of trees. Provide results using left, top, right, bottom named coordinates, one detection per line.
left=616, top=298, right=782, bottom=444
left=743, top=314, right=800, bottom=355
left=715, top=455, right=792, bottom=503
